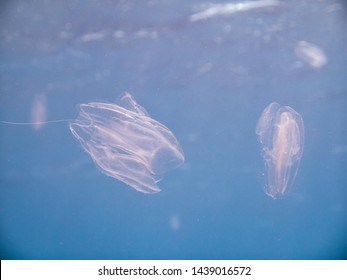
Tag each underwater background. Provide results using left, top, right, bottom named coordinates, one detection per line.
left=0, top=0, right=346, bottom=259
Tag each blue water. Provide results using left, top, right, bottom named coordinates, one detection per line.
left=0, top=0, right=346, bottom=259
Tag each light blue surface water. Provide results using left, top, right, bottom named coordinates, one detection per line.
left=0, top=0, right=346, bottom=259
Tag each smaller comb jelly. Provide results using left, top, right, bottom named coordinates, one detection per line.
left=256, top=102, right=304, bottom=199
